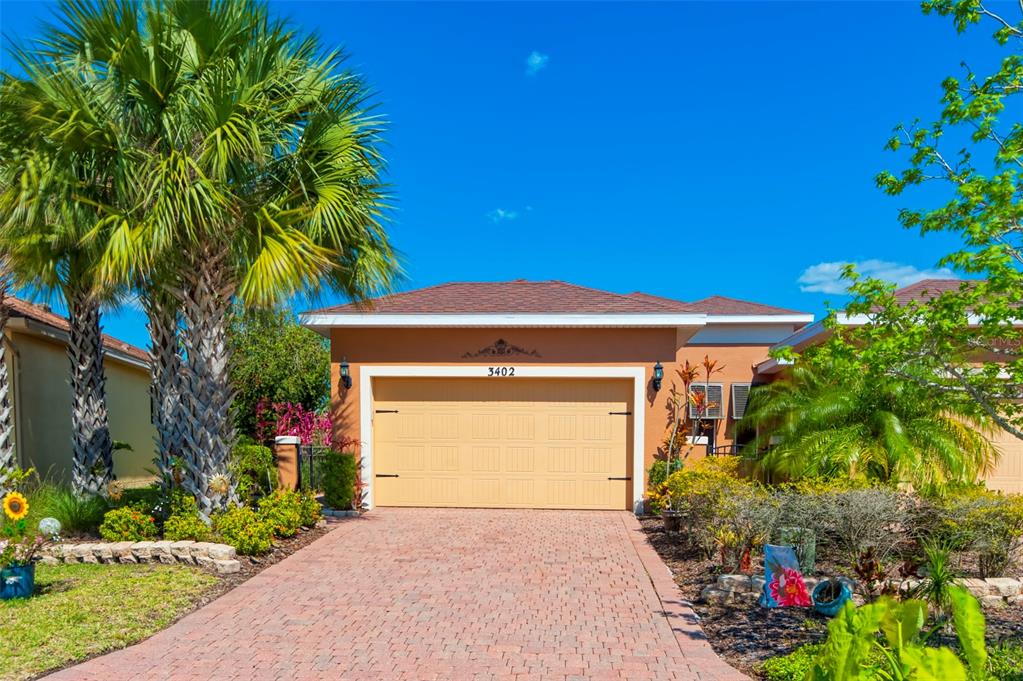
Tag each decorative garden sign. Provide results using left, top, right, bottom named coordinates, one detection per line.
left=760, top=544, right=811, bottom=608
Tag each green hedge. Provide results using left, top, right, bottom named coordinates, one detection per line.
left=321, top=451, right=357, bottom=510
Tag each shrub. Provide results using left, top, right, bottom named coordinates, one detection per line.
left=162, top=493, right=211, bottom=542
left=661, top=456, right=758, bottom=558
left=213, top=505, right=274, bottom=555
left=713, top=488, right=780, bottom=572
left=759, top=644, right=822, bottom=681
left=926, top=489, right=1023, bottom=577
left=99, top=505, right=158, bottom=542
left=230, top=441, right=278, bottom=504
left=320, top=450, right=358, bottom=510
left=297, top=490, right=321, bottom=527
left=257, top=490, right=304, bottom=538
left=813, top=487, right=912, bottom=569
left=988, top=641, right=1023, bottom=681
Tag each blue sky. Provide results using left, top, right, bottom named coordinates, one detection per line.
left=0, top=1, right=1006, bottom=348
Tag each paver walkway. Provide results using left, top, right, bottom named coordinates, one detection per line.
left=48, top=509, right=746, bottom=681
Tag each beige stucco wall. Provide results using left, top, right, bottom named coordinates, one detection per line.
left=9, top=329, right=156, bottom=486
left=328, top=326, right=779, bottom=498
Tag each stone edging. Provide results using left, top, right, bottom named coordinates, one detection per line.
left=620, top=513, right=750, bottom=681
left=39, top=540, right=242, bottom=574
left=704, top=573, right=1023, bottom=609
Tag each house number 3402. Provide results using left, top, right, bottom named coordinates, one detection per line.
left=487, top=366, right=515, bottom=377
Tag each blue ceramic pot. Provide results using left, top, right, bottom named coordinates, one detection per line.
left=0, top=563, right=36, bottom=600
left=812, top=579, right=851, bottom=617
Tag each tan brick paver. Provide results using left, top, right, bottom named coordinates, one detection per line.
left=46, top=509, right=746, bottom=680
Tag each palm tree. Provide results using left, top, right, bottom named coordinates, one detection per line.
left=0, top=52, right=125, bottom=496
left=740, top=361, right=998, bottom=487
left=141, top=276, right=186, bottom=488
left=20, top=0, right=398, bottom=515
left=0, top=256, right=15, bottom=493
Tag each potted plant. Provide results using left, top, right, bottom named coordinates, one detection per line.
left=811, top=578, right=852, bottom=617
left=661, top=489, right=684, bottom=533
left=1, top=491, right=56, bottom=601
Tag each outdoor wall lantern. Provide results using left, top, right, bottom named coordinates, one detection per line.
left=652, top=361, right=664, bottom=392
left=339, top=357, right=353, bottom=390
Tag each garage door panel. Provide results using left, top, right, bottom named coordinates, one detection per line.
left=374, top=377, right=630, bottom=509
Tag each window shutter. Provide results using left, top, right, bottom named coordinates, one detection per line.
left=731, top=383, right=752, bottom=420
left=689, top=383, right=725, bottom=420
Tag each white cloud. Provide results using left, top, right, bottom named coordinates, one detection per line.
left=525, top=51, right=549, bottom=76
left=487, top=208, right=519, bottom=223
left=798, top=259, right=956, bottom=294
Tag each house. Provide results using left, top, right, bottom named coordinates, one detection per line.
left=756, top=279, right=1023, bottom=494
left=301, top=280, right=813, bottom=512
left=2, top=297, right=156, bottom=485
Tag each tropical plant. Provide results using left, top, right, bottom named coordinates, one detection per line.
left=0, top=56, right=122, bottom=497
left=4, top=0, right=399, bottom=516
left=909, top=541, right=960, bottom=620
left=141, top=280, right=187, bottom=489
left=807, top=586, right=987, bottom=681
left=0, top=257, right=13, bottom=494
left=741, top=360, right=997, bottom=487
left=229, top=308, right=329, bottom=438
left=662, top=356, right=724, bottom=470
left=831, top=1, right=1023, bottom=444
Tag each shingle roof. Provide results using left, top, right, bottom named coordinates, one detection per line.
left=6, top=296, right=149, bottom=363
left=684, top=295, right=807, bottom=316
left=892, top=279, right=971, bottom=306
left=307, top=281, right=807, bottom=317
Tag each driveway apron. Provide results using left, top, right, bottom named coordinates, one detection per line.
left=46, top=508, right=746, bottom=681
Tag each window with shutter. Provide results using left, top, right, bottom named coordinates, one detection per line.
left=689, top=383, right=725, bottom=419
left=731, top=383, right=752, bottom=419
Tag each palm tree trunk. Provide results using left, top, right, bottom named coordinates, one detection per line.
left=142, top=288, right=185, bottom=489
left=179, top=246, right=237, bottom=517
left=67, top=288, right=114, bottom=496
left=0, top=264, right=16, bottom=494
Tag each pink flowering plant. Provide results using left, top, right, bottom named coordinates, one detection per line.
left=255, top=400, right=334, bottom=446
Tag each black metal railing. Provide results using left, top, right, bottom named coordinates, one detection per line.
left=297, top=444, right=331, bottom=492
left=709, top=444, right=740, bottom=456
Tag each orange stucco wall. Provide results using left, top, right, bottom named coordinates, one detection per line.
left=328, top=326, right=776, bottom=492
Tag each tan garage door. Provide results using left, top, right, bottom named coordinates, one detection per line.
left=372, top=377, right=631, bottom=509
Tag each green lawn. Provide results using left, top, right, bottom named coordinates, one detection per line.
left=0, top=562, right=217, bottom=681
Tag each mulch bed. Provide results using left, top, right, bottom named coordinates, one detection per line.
left=640, top=517, right=1023, bottom=678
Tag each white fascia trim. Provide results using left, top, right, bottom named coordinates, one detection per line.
left=302, top=312, right=707, bottom=328
left=704, top=314, right=814, bottom=325
left=754, top=357, right=793, bottom=375
left=358, top=364, right=648, bottom=514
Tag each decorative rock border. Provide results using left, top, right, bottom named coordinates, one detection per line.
left=702, top=573, right=1023, bottom=608
left=321, top=508, right=359, bottom=518
left=39, top=540, right=242, bottom=575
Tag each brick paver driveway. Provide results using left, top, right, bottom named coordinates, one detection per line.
left=48, top=509, right=745, bottom=681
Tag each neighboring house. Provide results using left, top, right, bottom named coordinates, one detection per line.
left=301, top=280, right=813, bottom=512
left=2, top=297, right=156, bottom=486
left=756, top=279, right=1023, bottom=494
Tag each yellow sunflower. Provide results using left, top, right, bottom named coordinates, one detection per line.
left=3, top=491, right=28, bottom=522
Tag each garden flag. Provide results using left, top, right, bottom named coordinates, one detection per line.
left=760, top=544, right=811, bottom=608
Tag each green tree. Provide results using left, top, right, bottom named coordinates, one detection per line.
left=837, top=1, right=1023, bottom=442
left=741, top=359, right=997, bottom=487
left=0, top=60, right=124, bottom=496
left=4, top=0, right=397, bottom=515
left=228, top=308, right=330, bottom=438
